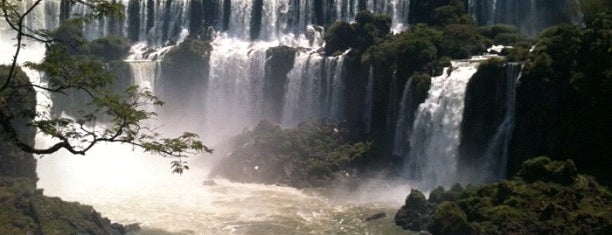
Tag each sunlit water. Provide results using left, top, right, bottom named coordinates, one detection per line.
left=36, top=142, right=413, bottom=235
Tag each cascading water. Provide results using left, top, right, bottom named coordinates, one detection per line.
left=0, top=1, right=415, bottom=234
left=393, top=77, right=414, bottom=157
left=66, top=0, right=192, bottom=45
left=281, top=50, right=347, bottom=126
left=479, top=63, right=521, bottom=182
left=469, top=0, right=584, bottom=35
left=404, top=60, right=481, bottom=188
left=1, top=0, right=544, bottom=233
left=203, top=37, right=272, bottom=143
left=362, top=66, right=374, bottom=133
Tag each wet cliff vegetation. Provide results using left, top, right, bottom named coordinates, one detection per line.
left=0, top=178, right=134, bottom=235
left=210, top=121, right=371, bottom=188
left=510, top=9, right=612, bottom=186
left=395, top=157, right=612, bottom=235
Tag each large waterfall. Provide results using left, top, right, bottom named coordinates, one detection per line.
left=1, top=0, right=576, bottom=233
left=403, top=60, right=480, bottom=188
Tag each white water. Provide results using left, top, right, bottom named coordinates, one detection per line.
left=0, top=1, right=468, bottom=233
left=404, top=60, right=481, bottom=189
left=393, top=77, right=414, bottom=157
left=363, top=66, right=374, bottom=133
left=281, top=50, right=347, bottom=126
left=36, top=144, right=412, bottom=234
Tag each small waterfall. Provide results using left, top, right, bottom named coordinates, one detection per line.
left=405, top=60, right=480, bottom=188
left=325, top=51, right=346, bottom=120
left=363, top=0, right=411, bottom=31
left=393, top=76, right=414, bottom=157
left=362, top=66, right=374, bottom=133
left=282, top=51, right=324, bottom=126
left=470, top=0, right=583, bottom=35
left=480, top=63, right=521, bottom=182
left=203, top=37, right=271, bottom=143
left=281, top=50, right=347, bottom=126
left=127, top=61, right=161, bottom=112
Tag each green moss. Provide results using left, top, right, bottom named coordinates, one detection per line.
left=211, top=121, right=371, bottom=187
left=406, top=189, right=428, bottom=211
left=429, top=202, right=474, bottom=235
left=0, top=177, right=126, bottom=234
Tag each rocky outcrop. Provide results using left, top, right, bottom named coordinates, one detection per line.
left=0, top=66, right=37, bottom=180
left=160, top=37, right=212, bottom=125
left=0, top=177, right=136, bottom=235
left=263, top=46, right=296, bottom=122
left=209, top=121, right=370, bottom=188
left=395, top=157, right=612, bottom=234
left=509, top=15, right=612, bottom=186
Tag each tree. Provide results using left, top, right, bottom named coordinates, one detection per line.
left=0, top=0, right=212, bottom=174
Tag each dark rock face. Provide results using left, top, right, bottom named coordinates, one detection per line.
left=160, top=38, right=212, bottom=127
left=0, top=66, right=37, bottom=180
left=0, top=178, right=132, bottom=234
left=264, top=46, right=296, bottom=123
left=458, top=60, right=519, bottom=182
left=509, top=17, right=612, bottom=186
left=395, top=157, right=612, bottom=234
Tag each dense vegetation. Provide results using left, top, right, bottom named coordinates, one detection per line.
left=510, top=10, right=612, bottom=185
left=322, top=0, right=527, bottom=170
left=210, top=121, right=371, bottom=187
left=396, top=157, right=612, bottom=234
left=0, top=178, right=136, bottom=234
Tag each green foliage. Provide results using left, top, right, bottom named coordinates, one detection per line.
left=439, top=24, right=486, bottom=59
left=477, top=24, right=529, bottom=46
left=432, top=1, right=473, bottom=26
left=429, top=202, right=474, bottom=235
left=88, top=35, right=130, bottom=61
left=214, top=121, right=371, bottom=187
left=512, top=10, right=611, bottom=185
left=580, top=0, right=612, bottom=23
left=49, top=18, right=130, bottom=62
left=0, top=177, right=126, bottom=234
left=401, top=157, right=612, bottom=234
left=0, top=1, right=209, bottom=174
left=516, top=156, right=578, bottom=185
left=405, top=189, right=428, bottom=211
left=324, top=11, right=391, bottom=56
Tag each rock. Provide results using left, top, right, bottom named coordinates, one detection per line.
left=395, top=189, right=433, bottom=231
left=124, top=223, right=142, bottom=233
left=516, top=156, right=578, bottom=185
left=202, top=180, right=216, bottom=186
left=395, top=157, right=612, bottom=235
left=0, top=177, right=128, bottom=234
left=365, top=212, right=386, bottom=221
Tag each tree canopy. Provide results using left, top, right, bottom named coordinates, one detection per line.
left=0, top=0, right=211, bottom=174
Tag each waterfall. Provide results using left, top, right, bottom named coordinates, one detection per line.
left=404, top=60, right=480, bottom=188
left=202, top=37, right=271, bottom=142
left=469, top=0, right=583, bottom=35
left=480, top=63, right=520, bottom=182
left=362, top=66, right=374, bottom=133
left=393, top=77, right=414, bottom=157
left=127, top=61, right=161, bottom=112
left=281, top=50, right=347, bottom=126
left=68, top=0, right=191, bottom=45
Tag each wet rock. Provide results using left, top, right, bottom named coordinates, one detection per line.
left=395, top=189, right=434, bottom=231
left=365, top=212, right=386, bottom=221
